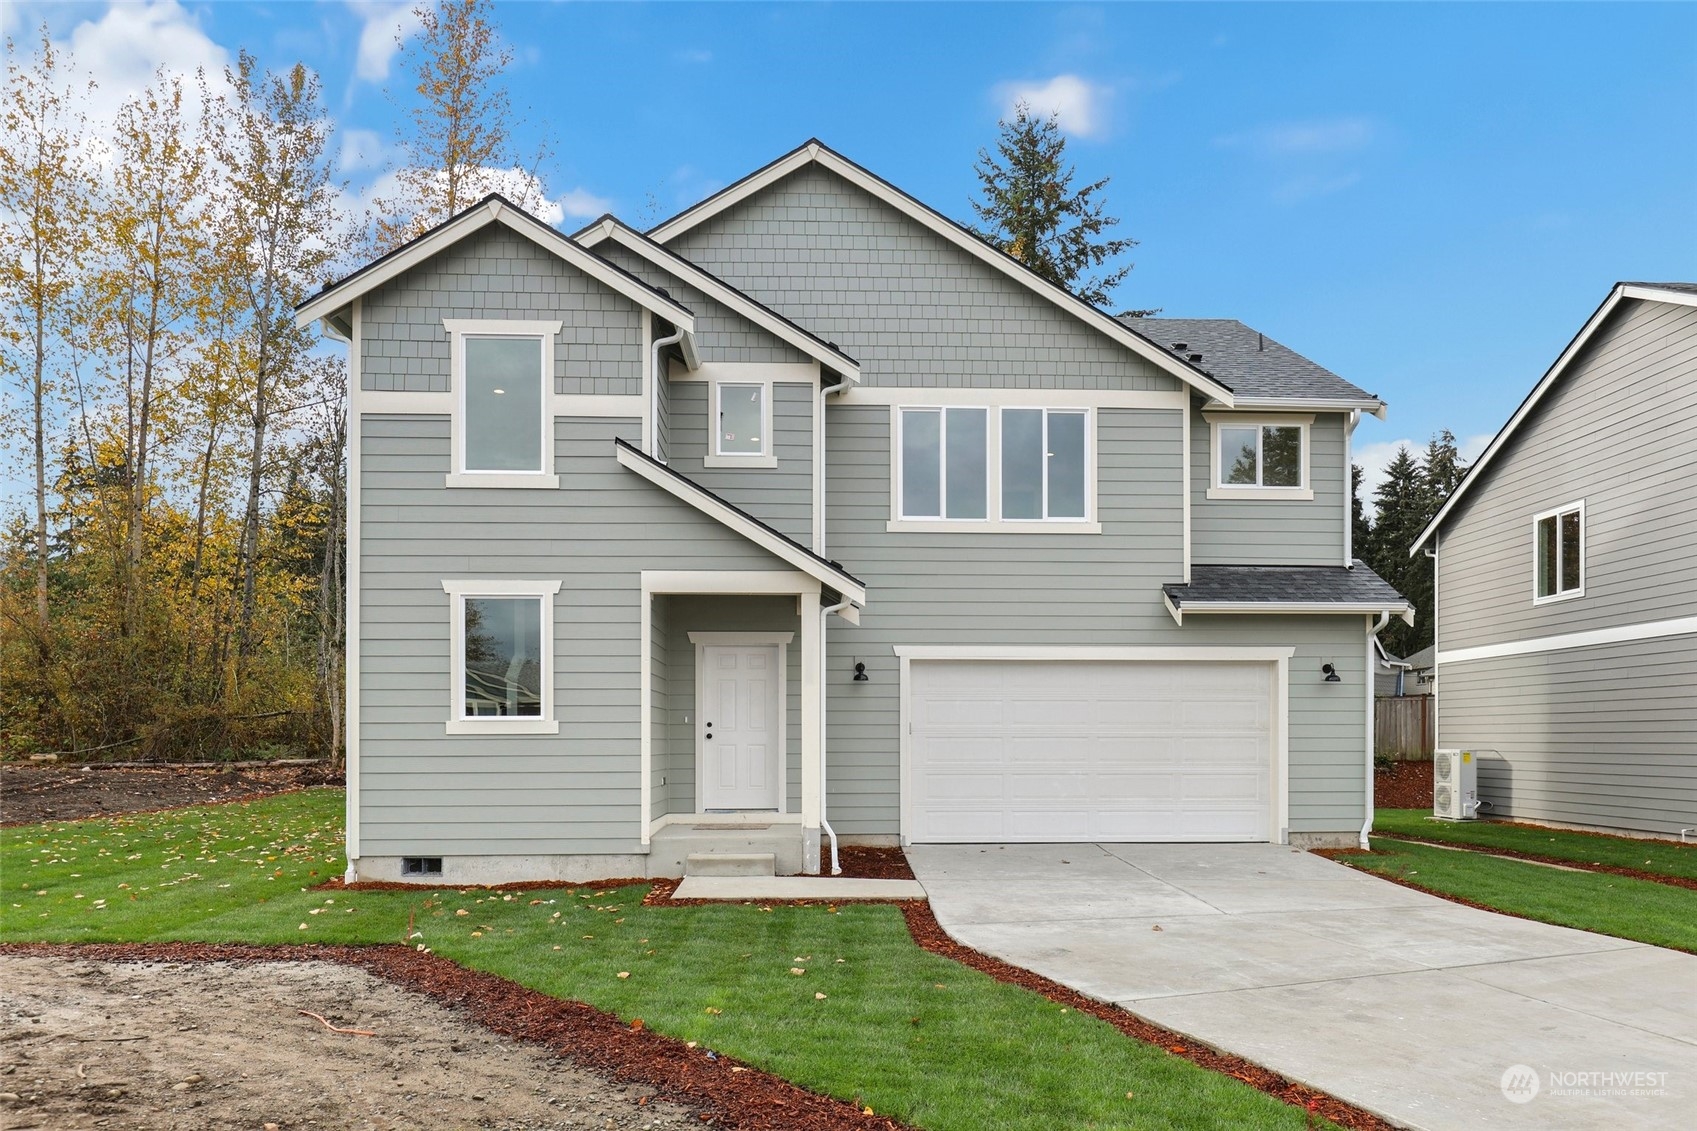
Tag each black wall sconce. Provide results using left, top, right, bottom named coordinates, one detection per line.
left=1321, top=663, right=1341, bottom=683
left=852, top=661, right=870, bottom=682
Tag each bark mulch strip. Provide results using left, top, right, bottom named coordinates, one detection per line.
left=0, top=762, right=341, bottom=827
left=1370, top=833, right=1697, bottom=892
left=1372, top=760, right=1432, bottom=810
left=0, top=941, right=911, bottom=1131
left=896, top=902, right=1398, bottom=1131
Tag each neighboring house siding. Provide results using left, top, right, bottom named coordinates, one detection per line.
left=665, top=380, right=815, bottom=546
left=594, top=243, right=809, bottom=365
left=360, top=225, right=643, bottom=395
left=1440, top=636, right=1697, bottom=835
left=1434, top=298, right=1697, bottom=835
left=1190, top=402, right=1348, bottom=566
left=821, top=403, right=1370, bottom=837
left=357, top=415, right=792, bottom=858
left=665, top=165, right=1181, bottom=393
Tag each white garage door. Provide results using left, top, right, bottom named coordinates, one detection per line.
left=908, top=660, right=1274, bottom=843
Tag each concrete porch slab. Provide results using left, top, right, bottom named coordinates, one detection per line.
left=671, top=876, right=926, bottom=901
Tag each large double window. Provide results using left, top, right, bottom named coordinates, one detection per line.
left=444, top=319, right=561, bottom=488
left=1205, top=415, right=1312, bottom=500
left=442, top=580, right=561, bottom=734
left=895, top=406, right=1094, bottom=529
left=1533, top=501, right=1584, bottom=603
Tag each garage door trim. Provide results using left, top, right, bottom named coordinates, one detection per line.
left=893, top=646, right=1293, bottom=846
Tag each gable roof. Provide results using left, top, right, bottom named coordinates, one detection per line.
left=575, top=215, right=861, bottom=381
left=1410, top=281, right=1697, bottom=554
left=295, top=194, right=696, bottom=333
left=612, top=439, right=866, bottom=607
left=644, top=139, right=1237, bottom=406
left=1128, top=317, right=1385, bottom=415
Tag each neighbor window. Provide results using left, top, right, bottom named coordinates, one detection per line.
left=899, top=406, right=988, bottom=520
left=716, top=383, right=765, bottom=456
left=441, top=580, right=561, bottom=734
left=1001, top=408, right=1088, bottom=520
left=1218, top=423, right=1304, bottom=488
left=444, top=319, right=560, bottom=488
left=1534, top=502, right=1584, bottom=602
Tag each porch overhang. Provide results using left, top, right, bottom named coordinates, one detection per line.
left=1162, top=562, right=1414, bottom=627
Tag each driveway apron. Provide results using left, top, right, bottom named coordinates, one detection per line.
left=908, top=842, right=1696, bottom=1131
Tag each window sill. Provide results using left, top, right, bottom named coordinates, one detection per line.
left=1532, top=589, right=1585, bottom=606
left=444, top=473, right=561, bottom=489
left=703, top=454, right=779, bottom=469
left=445, top=718, right=560, bottom=735
left=885, top=519, right=1102, bottom=534
left=1206, top=486, right=1313, bottom=501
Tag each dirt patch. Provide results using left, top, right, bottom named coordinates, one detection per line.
left=1373, top=759, right=1431, bottom=809
left=0, top=945, right=912, bottom=1131
left=0, top=953, right=696, bottom=1131
left=0, top=763, right=340, bottom=827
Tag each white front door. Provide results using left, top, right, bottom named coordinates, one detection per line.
left=700, top=644, right=781, bottom=810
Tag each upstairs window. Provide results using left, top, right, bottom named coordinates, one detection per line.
left=716, top=382, right=767, bottom=456
left=1534, top=502, right=1584, bottom=603
left=1206, top=415, right=1312, bottom=500
left=894, top=405, right=1097, bottom=530
left=900, top=406, right=988, bottom=519
left=444, top=319, right=560, bottom=488
left=1002, top=408, right=1087, bottom=520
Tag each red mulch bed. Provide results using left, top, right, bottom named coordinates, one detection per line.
left=1366, top=833, right=1697, bottom=892
left=0, top=941, right=911, bottom=1131
left=834, top=844, right=915, bottom=880
left=1373, top=760, right=1432, bottom=810
left=0, top=761, right=340, bottom=826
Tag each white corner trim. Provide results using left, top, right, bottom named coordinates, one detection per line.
left=1436, top=614, right=1697, bottom=666
left=688, top=631, right=796, bottom=645
left=1206, top=486, right=1314, bottom=502
left=646, top=143, right=1235, bottom=405
left=616, top=443, right=866, bottom=606
left=445, top=472, right=562, bottom=489
left=890, top=644, right=1298, bottom=661
left=344, top=298, right=363, bottom=866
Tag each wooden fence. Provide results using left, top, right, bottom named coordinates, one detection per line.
left=1375, top=695, right=1435, bottom=760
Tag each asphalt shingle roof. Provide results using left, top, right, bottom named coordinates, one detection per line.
left=1164, top=561, right=1409, bottom=609
left=1122, top=317, right=1380, bottom=404
left=1624, top=281, right=1697, bottom=296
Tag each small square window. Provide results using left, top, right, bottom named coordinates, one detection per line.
left=716, top=383, right=765, bottom=456
left=1534, top=503, right=1584, bottom=601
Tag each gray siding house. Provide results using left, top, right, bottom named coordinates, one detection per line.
left=298, top=141, right=1412, bottom=883
left=1413, top=282, right=1697, bottom=837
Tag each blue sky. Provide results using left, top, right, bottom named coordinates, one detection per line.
left=15, top=1, right=1697, bottom=495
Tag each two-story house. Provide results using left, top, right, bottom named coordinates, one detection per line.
left=297, top=141, right=1411, bottom=884
left=1412, top=282, right=1697, bottom=837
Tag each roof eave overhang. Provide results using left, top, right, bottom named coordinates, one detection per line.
left=1165, top=597, right=1416, bottom=628
left=1208, top=395, right=1387, bottom=419
left=646, top=140, right=1234, bottom=405
left=295, top=199, right=696, bottom=334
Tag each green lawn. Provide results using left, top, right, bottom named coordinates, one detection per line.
left=1374, top=808, right=1697, bottom=881
left=2, top=791, right=1337, bottom=1131
left=1350, top=836, right=1697, bottom=952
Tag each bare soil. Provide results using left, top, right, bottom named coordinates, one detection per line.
left=0, top=763, right=340, bottom=827
left=0, top=954, right=695, bottom=1131
left=1373, top=759, right=1432, bottom=810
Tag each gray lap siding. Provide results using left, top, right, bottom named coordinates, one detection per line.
left=664, top=380, right=815, bottom=546
left=1190, top=401, right=1348, bottom=567
left=357, top=415, right=792, bottom=858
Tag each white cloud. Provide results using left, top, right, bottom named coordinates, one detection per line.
left=995, top=74, right=1109, bottom=139
left=553, top=186, right=613, bottom=221
left=1216, top=116, right=1375, bottom=157
left=349, top=1, right=423, bottom=83
left=338, top=127, right=389, bottom=172
left=61, top=0, right=230, bottom=127
left=1355, top=433, right=1491, bottom=513
left=350, top=166, right=608, bottom=229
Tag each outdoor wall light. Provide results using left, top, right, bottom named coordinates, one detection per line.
left=853, top=661, right=870, bottom=682
left=1321, top=663, right=1341, bottom=683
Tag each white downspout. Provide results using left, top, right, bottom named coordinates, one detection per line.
left=816, top=372, right=853, bottom=876
left=648, top=319, right=686, bottom=459
left=1344, top=410, right=1360, bottom=567
left=1361, top=610, right=1393, bottom=849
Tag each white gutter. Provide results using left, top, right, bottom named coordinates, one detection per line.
left=814, top=372, right=854, bottom=876
left=1361, top=610, right=1393, bottom=848
left=648, top=318, right=686, bottom=459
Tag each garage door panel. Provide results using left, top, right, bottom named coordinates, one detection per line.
left=910, top=660, right=1274, bottom=844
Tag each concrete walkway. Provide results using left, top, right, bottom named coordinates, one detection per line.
left=908, top=842, right=1697, bottom=1131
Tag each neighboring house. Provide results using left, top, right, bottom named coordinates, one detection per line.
left=1374, top=644, right=1435, bottom=697
left=1413, top=282, right=1697, bottom=837
left=297, top=140, right=1412, bottom=884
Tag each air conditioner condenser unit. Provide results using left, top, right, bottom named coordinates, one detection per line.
left=1433, top=749, right=1480, bottom=821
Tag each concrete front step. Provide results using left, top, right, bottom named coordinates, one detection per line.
left=685, top=852, right=776, bottom=878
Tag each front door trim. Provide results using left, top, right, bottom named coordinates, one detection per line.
left=691, top=632, right=791, bottom=812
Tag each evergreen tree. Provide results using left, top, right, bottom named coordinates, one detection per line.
left=1359, top=434, right=1469, bottom=656
left=1350, top=463, right=1372, bottom=560
left=971, top=103, right=1143, bottom=309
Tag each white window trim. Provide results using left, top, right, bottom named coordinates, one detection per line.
left=1204, top=413, right=1313, bottom=501
left=1531, top=499, right=1586, bottom=605
left=888, top=404, right=1102, bottom=533
left=441, top=579, right=562, bottom=735
left=705, top=378, right=778, bottom=468
left=443, top=318, right=562, bottom=489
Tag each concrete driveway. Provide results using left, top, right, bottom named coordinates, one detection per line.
left=908, top=842, right=1696, bottom=1131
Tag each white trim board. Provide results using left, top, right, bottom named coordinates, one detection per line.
left=1162, top=593, right=1416, bottom=627
left=344, top=298, right=364, bottom=873
left=890, top=644, right=1298, bottom=661
left=645, top=140, right=1236, bottom=406
left=354, top=389, right=646, bottom=419
left=576, top=217, right=861, bottom=380
left=297, top=195, right=696, bottom=332
left=1437, top=614, right=1697, bottom=666
left=841, top=387, right=1185, bottom=409
left=615, top=441, right=866, bottom=606
left=1412, top=282, right=1697, bottom=555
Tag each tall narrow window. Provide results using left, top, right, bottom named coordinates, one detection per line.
left=464, top=336, right=544, bottom=472
left=1534, top=503, right=1584, bottom=601
left=899, top=407, right=987, bottom=519
left=1002, top=408, right=1088, bottom=520
left=717, top=383, right=765, bottom=456
left=463, top=597, right=542, bottom=717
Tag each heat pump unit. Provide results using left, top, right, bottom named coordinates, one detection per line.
left=1433, top=749, right=1480, bottom=820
